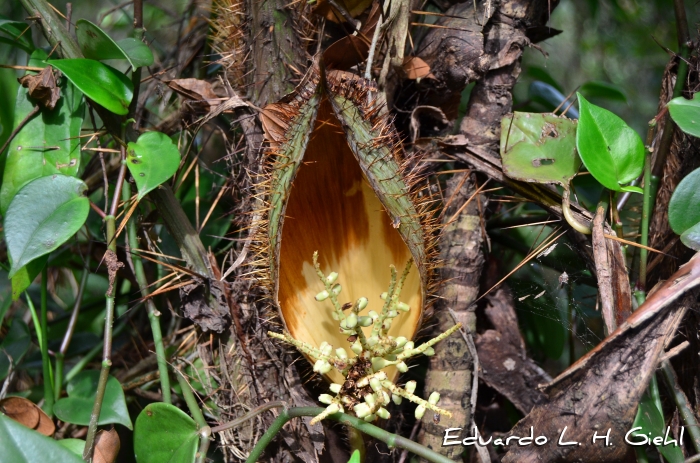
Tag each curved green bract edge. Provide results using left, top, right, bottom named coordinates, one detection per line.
left=328, top=93, right=427, bottom=290
left=267, top=92, right=322, bottom=289
left=681, top=222, right=700, bottom=251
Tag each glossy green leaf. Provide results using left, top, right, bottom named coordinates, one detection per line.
left=0, top=412, right=84, bottom=463
left=6, top=175, right=89, bottom=278
left=668, top=94, right=700, bottom=138
left=57, top=439, right=85, bottom=456
left=47, top=59, right=133, bottom=115
left=0, top=19, right=34, bottom=53
left=668, top=167, right=700, bottom=235
left=680, top=222, right=700, bottom=251
left=0, top=64, right=84, bottom=215
left=11, top=255, right=48, bottom=301
left=127, top=131, right=181, bottom=200
left=579, top=81, right=627, bottom=103
left=633, top=391, right=684, bottom=463
left=53, top=371, right=132, bottom=429
left=116, top=38, right=154, bottom=68
left=134, top=402, right=198, bottom=463
left=501, top=112, right=580, bottom=185
left=575, top=93, right=644, bottom=191
left=0, top=319, right=30, bottom=381
left=76, top=20, right=153, bottom=69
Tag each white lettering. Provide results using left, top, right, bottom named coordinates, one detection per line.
left=592, top=428, right=611, bottom=446
left=625, top=427, right=648, bottom=446
left=558, top=426, right=578, bottom=446
left=442, top=428, right=462, bottom=447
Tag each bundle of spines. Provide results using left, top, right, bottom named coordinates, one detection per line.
left=250, top=62, right=440, bottom=385
left=208, top=0, right=247, bottom=89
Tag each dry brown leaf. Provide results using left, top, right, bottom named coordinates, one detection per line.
left=18, top=67, right=61, bottom=110
left=402, top=56, right=435, bottom=80
left=0, top=396, right=56, bottom=436
left=93, top=428, right=120, bottom=463
left=165, top=78, right=223, bottom=113
left=501, top=252, right=700, bottom=463
left=323, top=35, right=370, bottom=71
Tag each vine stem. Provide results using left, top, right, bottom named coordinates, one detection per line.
left=83, top=159, right=125, bottom=461
left=123, top=181, right=171, bottom=403
left=245, top=407, right=455, bottom=463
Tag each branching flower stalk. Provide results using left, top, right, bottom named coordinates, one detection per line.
left=269, top=252, right=460, bottom=425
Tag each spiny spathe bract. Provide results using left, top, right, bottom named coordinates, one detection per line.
left=268, top=251, right=461, bottom=425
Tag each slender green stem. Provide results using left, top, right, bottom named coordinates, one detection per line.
left=40, top=268, right=54, bottom=415
left=65, top=320, right=128, bottom=383
left=25, top=287, right=54, bottom=417
left=175, top=367, right=207, bottom=429
left=84, top=211, right=119, bottom=462
left=210, top=401, right=287, bottom=433
left=175, top=367, right=211, bottom=463
left=55, top=253, right=91, bottom=400
left=638, top=150, right=653, bottom=292
left=660, top=360, right=700, bottom=454
left=245, top=407, right=455, bottom=463
left=123, top=182, right=171, bottom=403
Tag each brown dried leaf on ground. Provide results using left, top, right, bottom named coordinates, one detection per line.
left=402, top=57, right=434, bottom=81
left=165, top=78, right=224, bottom=113
left=18, top=67, right=61, bottom=110
left=477, top=288, right=551, bottom=414
left=93, top=428, right=120, bottom=463
left=0, top=396, right=55, bottom=436
left=502, top=252, right=700, bottom=463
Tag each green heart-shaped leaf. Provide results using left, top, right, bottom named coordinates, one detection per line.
left=5, top=175, right=89, bottom=278
left=501, top=112, right=580, bottom=185
left=668, top=167, right=700, bottom=236
left=0, top=56, right=85, bottom=215
left=11, top=255, right=48, bottom=301
left=76, top=20, right=153, bottom=69
left=126, top=131, right=181, bottom=200
left=134, top=402, right=198, bottom=463
left=47, top=59, right=133, bottom=115
left=53, top=371, right=132, bottom=430
left=57, top=438, right=86, bottom=456
left=0, top=319, right=30, bottom=381
left=667, top=94, right=700, bottom=138
left=576, top=92, right=644, bottom=191
left=0, top=413, right=84, bottom=463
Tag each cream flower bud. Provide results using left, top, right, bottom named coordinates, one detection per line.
left=369, top=377, right=382, bottom=392
left=397, top=301, right=410, bottom=312
left=351, top=340, right=363, bottom=355
left=364, top=414, right=376, bottom=422
left=368, top=310, right=379, bottom=320
left=395, top=337, right=407, bottom=348
left=357, top=316, right=373, bottom=327
left=321, top=344, right=333, bottom=356
left=356, top=376, right=369, bottom=388
left=405, top=380, right=417, bottom=394
left=315, top=290, right=329, bottom=301
left=356, top=297, right=368, bottom=311
left=404, top=341, right=414, bottom=351
left=392, top=394, right=402, bottom=405
left=424, top=347, right=435, bottom=356
left=380, top=292, right=388, bottom=300
left=397, top=361, right=408, bottom=373
left=429, top=391, right=440, bottom=405
left=319, top=394, right=334, bottom=404
left=415, top=405, right=426, bottom=419
left=313, top=359, right=331, bottom=374
left=331, top=284, right=342, bottom=296
left=354, top=403, right=371, bottom=418
left=326, top=272, right=339, bottom=284
left=335, top=348, right=348, bottom=359
left=345, top=312, right=358, bottom=329
left=376, top=407, right=390, bottom=420
left=371, top=357, right=387, bottom=371
left=325, top=403, right=340, bottom=415
left=330, top=383, right=342, bottom=394
left=364, top=393, right=376, bottom=406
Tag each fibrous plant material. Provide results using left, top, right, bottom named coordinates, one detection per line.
left=269, top=253, right=459, bottom=424
left=253, top=64, right=439, bottom=384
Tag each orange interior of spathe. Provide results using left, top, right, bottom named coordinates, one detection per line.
left=277, top=99, right=422, bottom=384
